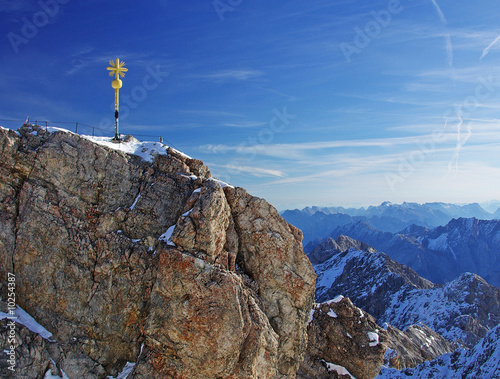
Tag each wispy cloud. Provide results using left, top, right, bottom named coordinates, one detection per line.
left=201, top=134, right=460, bottom=160
left=65, top=51, right=158, bottom=76
left=208, top=163, right=285, bottom=177
left=481, top=35, right=500, bottom=60
left=448, top=114, right=472, bottom=173
left=180, top=109, right=244, bottom=118
left=254, top=85, right=298, bottom=101
left=430, top=0, right=447, bottom=25
left=220, top=121, right=267, bottom=128
left=444, top=34, right=453, bottom=67
left=429, top=0, right=453, bottom=66
left=195, top=69, right=263, bottom=81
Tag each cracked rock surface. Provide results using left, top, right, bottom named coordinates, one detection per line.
left=0, top=125, right=316, bottom=378
left=298, top=297, right=388, bottom=379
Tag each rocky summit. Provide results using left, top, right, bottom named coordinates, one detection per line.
left=0, top=125, right=316, bottom=378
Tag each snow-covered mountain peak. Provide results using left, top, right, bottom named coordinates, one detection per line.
left=312, top=237, right=500, bottom=348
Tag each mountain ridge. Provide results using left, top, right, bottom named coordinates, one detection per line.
left=328, top=217, right=500, bottom=287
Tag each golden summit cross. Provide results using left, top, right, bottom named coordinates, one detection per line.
left=106, top=58, right=128, bottom=141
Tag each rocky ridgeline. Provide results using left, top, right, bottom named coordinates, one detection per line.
left=0, top=125, right=318, bottom=378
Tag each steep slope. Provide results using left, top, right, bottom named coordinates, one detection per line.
left=493, top=207, right=500, bottom=219
left=420, top=217, right=500, bottom=287
left=426, top=202, right=493, bottom=220
left=377, top=324, right=500, bottom=378
left=363, top=202, right=452, bottom=226
left=0, top=125, right=316, bottom=378
left=313, top=240, right=500, bottom=348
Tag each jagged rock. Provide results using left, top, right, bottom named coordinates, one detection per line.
left=0, top=317, right=53, bottom=378
left=298, top=296, right=388, bottom=379
left=138, top=248, right=279, bottom=378
left=171, top=179, right=233, bottom=267
left=384, top=324, right=455, bottom=369
left=0, top=125, right=316, bottom=378
left=224, top=186, right=317, bottom=377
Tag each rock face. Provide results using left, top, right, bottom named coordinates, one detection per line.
left=298, top=296, right=388, bottom=379
left=0, top=313, right=53, bottom=379
left=0, top=125, right=316, bottom=378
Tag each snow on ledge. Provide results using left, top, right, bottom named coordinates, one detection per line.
left=169, top=146, right=192, bottom=159
left=323, top=361, right=355, bottom=378
left=308, top=309, right=315, bottom=325
left=44, top=361, right=71, bottom=379
left=107, top=362, right=136, bottom=379
left=0, top=305, right=54, bottom=341
left=208, top=177, right=234, bottom=189
left=368, top=330, right=380, bottom=347
left=327, top=309, right=338, bottom=318
left=107, top=342, right=144, bottom=379
left=325, top=295, right=344, bottom=305
left=159, top=225, right=176, bottom=246
left=81, top=135, right=169, bottom=163
left=0, top=125, right=20, bottom=135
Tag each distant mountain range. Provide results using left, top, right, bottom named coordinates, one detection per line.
left=312, top=236, right=500, bottom=348
left=320, top=217, right=500, bottom=288
left=282, top=201, right=499, bottom=245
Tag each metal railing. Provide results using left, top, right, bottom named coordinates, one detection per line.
left=0, top=118, right=177, bottom=148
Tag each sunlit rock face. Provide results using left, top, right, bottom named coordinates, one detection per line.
left=0, top=124, right=316, bottom=378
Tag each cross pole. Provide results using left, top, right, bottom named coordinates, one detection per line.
left=106, top=58, right=128, bottom=141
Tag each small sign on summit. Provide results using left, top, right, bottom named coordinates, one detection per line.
left=107, top=58, right=128, bottom=141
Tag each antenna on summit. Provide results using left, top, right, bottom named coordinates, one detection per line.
left=106, top=58, right=128, bottom=141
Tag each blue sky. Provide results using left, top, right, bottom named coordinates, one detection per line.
left=1, top=0, right=500, bottom=210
